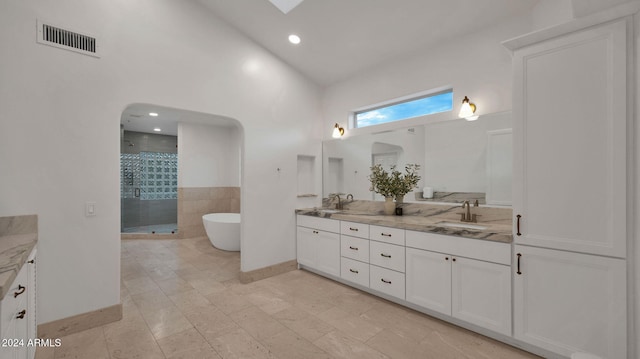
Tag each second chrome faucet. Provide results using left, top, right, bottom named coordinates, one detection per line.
left=460, top=200, right=479, bottom=223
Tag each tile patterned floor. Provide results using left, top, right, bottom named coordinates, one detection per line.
left=38, top=237, right=540, bottom=359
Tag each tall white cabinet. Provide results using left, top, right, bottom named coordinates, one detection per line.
left=505, top=13, right=631, bottom=359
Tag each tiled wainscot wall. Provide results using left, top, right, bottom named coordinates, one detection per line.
left=178, top=187, right=241, bottom=238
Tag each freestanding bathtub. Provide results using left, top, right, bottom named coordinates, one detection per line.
left=202, top=213, right=240, bottom=251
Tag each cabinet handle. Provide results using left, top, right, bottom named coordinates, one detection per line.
left=516, top=214, right=522, bottom=236
left=14, top=285, right=25, bottom=298
left=517, top=253, right=522, bottom=275
left=16, top=310, right=26, bottom=319
left=381, top=278, right=392, bottom=284
left=381, top=233, right=392, bottom=237
left=380, top=253, right=391, bottom=258
left=349, top=269, right=359, bottom=274
left=349, top=246, right=358, bottom=251
left=349, top=227, right=359, bottom=231
left=28, top=259, right=35, bottom=264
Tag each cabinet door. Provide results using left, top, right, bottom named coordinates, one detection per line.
left=297, top=226, right=317, bottom=268
left=451, top=257, right=511, bottom=336
left=315, top=230, right=340, bottom=276
left=512, top=19, right=627, bottom=257
left=513, top=245, right=626, bottom=358
left=405, top=248, right=451, bottom=315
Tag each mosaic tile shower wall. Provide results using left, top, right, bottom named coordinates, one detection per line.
left=120, top=152, right=177, bottom=200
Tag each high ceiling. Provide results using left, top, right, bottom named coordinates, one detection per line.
left=197, top=0, right=540, bottom=86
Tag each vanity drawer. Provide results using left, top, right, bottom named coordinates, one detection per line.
left=370, top=225, right=405, bottom=246
left=341, top=236, right=369, bottom=263
left=341, top=257, right=370, bottom=288
left=340, top=221, right=369, bottom=239
left=369, top=241, right=405, bottom=273
left=370, top=265, right=405, bottom=300
left=297, top=215, right=340, bottom=233
left=1, top=262, right=28, bottom=334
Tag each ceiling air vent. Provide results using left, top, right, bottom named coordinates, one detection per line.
left=37, top=20, right=99, bottom=58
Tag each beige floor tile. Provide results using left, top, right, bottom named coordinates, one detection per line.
left=367, top=328, right=460, bottom=359
left=140, top=305, right=194, bottom=340
left=156, top=327, right=220, bottom=359
left=186, top=276, right=227, bottom=296
left=168, top=289, right=212, bottom=312
left=35, top=346, right=55, bottom=359
left=123, top=275, right=162, bottom=295
left=205, top=289, right=254, bottom=314
left=316, top=306, right=384, bottom=342
left=54, top=327, right=109, bottom=359
left=245, top=288, right=292, bottom=314
left=130, top=287, right=175, bottom=312
left=314, top=330, right=389, bottom=359
left=261, top=329, right=331, bottom=359
left=155, top=277, right=195, bottom=296
left=228, top=305, right=288, bottom=340
left=182, top=305, right=240, bottom=343
left=272, top=306, right=335, bottom=342
left=103, top=317, right=165, bottom=359
left=208, top=327, right=277, bottom=359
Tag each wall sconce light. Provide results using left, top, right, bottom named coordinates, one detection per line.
left=459, top=96, right=479, bottom=121
left=332, top=123, right=345, bottom=138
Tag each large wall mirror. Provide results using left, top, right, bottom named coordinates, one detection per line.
left=322, top=111, right=512, bottom=206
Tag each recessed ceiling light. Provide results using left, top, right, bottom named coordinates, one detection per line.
left=153, top=128, right=162, bottom=132
left=149, top=112, right=158, bottom=117
left=288, top=34, right=301, bottom=45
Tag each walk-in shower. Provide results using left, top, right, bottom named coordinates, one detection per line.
left=120, top=129, right=178, bottom=234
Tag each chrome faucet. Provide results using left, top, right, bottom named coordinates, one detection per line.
left=460, top=200, right=478, bottom=223
left=333, top=194, right=343, bottom=210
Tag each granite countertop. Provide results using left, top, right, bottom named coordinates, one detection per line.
left=0, top=215, right=38, bottom=300
left=296, top=207, right=513, bottom=243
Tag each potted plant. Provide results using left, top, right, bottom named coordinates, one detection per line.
left=369, top=164, right=421, bottom=214
left=390, top=164, right=421, bottom=204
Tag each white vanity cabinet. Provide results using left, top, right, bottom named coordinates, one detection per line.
left=1, top=248, right=37, bottom=359
left=296, top=216, right=340, bottom=277
left=506, top=13, right=631, bottom=358
left=513, top=245, right=626, bottom=359
left=405, top=231, right=511, bottom=336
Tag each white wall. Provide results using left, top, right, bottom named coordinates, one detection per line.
left=321, top=15, right=533, bottom=140
left=178, top=122, right=241, bottom=188
left=531, top=0, right=574, bottom=30
left=0, top=0, right=321, bottom=324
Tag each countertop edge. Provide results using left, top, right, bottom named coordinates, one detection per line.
left=295, top=209, right=513, bottom=244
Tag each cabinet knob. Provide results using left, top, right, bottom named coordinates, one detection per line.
left=452, top=258, right=456, bottom=262
left=28, top=259, right=35, bottom=264
left=14, top=285, right=25, bottom=298
left=16, top=310, right=26, bottom=319
left=445, top=257, right=449, bottom=261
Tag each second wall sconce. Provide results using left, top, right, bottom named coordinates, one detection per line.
left=459, top=96, right=479, bottom=121
left=332, top=123, right=345, bottom=138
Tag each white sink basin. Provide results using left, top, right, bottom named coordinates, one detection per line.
left=437, top=222, right=487, bottom=230
left=319, top=209, right=341, bottom=214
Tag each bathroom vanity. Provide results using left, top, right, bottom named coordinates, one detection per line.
left=0, top=215, right=38, bottom=359
left=296, top=204, right=515, bottom=341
